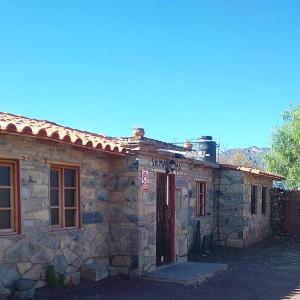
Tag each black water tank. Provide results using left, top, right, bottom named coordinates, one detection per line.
left=197, top=136, right=217, bottom=164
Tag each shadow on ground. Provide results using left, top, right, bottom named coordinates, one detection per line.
left=15, top=236, right=300, bottom=300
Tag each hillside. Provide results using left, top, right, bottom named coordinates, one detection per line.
left=219, top=146, right=270, bottom=170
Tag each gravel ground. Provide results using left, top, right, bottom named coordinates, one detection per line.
left=14, top=236, right=300, bottom=300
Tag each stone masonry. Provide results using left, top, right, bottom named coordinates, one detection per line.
left=0, top=131, right=281, bottom=292
left=118, top=137, right=217, bottom=274
left=0, top=134, right=138, bottom=290
left=215, top=169, right=273, bottom=248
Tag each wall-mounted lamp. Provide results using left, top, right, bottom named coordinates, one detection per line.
left=166, top=159, right=177, bottom=174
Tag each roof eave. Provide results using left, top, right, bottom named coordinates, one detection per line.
left=0, top=130, right=129, bottom=157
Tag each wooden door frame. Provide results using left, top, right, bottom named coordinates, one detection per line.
left=169, top=174, right=176, bottom=263
left=156, top=172, right=176, bottom=265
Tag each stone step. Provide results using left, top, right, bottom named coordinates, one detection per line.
left=80, top=262, right=108, bottom=282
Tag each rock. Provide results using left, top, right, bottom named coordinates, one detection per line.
left=4, top=241, right=23, bottom=263
left=15, top=279, right=36, bottom=291
left=34, top=280, right=47, bottom=290
left=0, top=288, right=10, bottom=300
left=95, top=257, right=109, bottom=265
left=97, top=190, right=110, bottom=201
left=54, top=255, right=68, bottom=275
left=226, top=238, right=244, bottom=248
left=117, top=267, right=129, bottom=276
left=0, top=239, right=13, bottom=251
left=0, top=265, right=19, bottom=287
left=80, top=262, right=108, bottom=282
left=62, top=272, right=80, bottom=286
left=14, top=288, right=35, bottom=299
left=18, top=263, right=32, bottom=276
left=111, top=256, right=132, bottom=267
left=63, top=248, right=78, bottom=265
left=82, top=212, right=103, bottom=225
left=71, top=257, right=83, bottom=269
left=108, top=266, right=119, bottom=277
left=23, top=265, right=42, bottom=281
left=26, top=209, right=49, bottom=221
left=84, top=258, right=94, bottom=265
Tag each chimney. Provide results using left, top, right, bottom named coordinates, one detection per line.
left=132, top=127, right=145, bottom=138
left=183, top=140, right=193, bottom=150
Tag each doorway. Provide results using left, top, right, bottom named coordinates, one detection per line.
left=156, top=173, right=175, bottom=266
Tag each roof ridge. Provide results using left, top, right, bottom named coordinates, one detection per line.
left=0, top=111, right=109, bottom=139
left=219, top=163, right=284, bottom=180
left=0, top=111, right=128, bottom=155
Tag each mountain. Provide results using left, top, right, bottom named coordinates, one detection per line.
left=219, top=146, right=270, bottom=170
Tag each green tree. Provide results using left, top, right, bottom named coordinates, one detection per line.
left=265, top=105, right=300, bottom=189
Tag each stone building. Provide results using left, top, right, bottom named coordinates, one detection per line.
left=215, top=165, right=284, bottom=248
left=0, top=112, right=283, bottom=292
left=115, top=135, right=219, bottom=274
left=0, top=113, right=137, bottom=291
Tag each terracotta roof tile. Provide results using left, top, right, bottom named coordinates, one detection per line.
left=0, top=112, right=129, bottom=155
left=220, top=164, right=285, bottom=180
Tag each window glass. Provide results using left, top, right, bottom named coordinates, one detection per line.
left=50, top=190, right=59, bottom=207
left=50, top=166, right=79, bottom=229
left=196, top=181, right=206, bottom=216
left=50, top=208, right=59, bottom=225
left=0, top=188, right=10, bottom=207
left=0, top=166, right=10, bottom=186
left=0, top=210, right=11, bottom=229
left=64, top=169, right=75, bottom=187
left=50, top=170, right=59, bottom=188
left=251, top=185, right=257, bottom=214
left=65, top=210, right=75, bottom=227
left=0, top=161, right=18, bottom=234
left=64, top=190, right=75, bottom=207
left=262, top=187, right=267, bottom=214
left=200, top=183, right=204, bottom=193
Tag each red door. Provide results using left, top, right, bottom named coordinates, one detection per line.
left=156, top=173, right=175, bottom=266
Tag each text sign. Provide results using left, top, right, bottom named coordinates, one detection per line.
left=151, top=158, right=182, bottom=172
left=141, top=170, right=149, bottom=191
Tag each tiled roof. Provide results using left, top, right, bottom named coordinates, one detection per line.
left=0, top=112, right=128, bottom=155
left=220, top=164, right=285, bottom=180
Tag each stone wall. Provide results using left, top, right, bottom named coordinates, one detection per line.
left=0, top=133, right=277, bottom=290
left=215, top=169, right=273, bottom=248
left=108, top=156, right=140, bottom=276
left=243, top=174, right=272, bottom=246
left=214, top=169, right=245, bottom=247
left=270, top=188, right=285, bottom=235
left=137, top=153, right=214, bottom=274
left=0, top=134, right=138, bottom=289
left=175, top=165, right=214, bottom=261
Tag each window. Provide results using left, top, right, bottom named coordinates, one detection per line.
left=50, top=166, right=80, bottom=229
left=196, top=181, right=206, bottom=216
left=261, top=187, right=267, bottom=214
left=0, top=159, right=19, bottom=234
left=251, top=185, right=257, bottom=214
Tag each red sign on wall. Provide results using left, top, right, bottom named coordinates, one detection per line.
left=141, top=170, right=149, bottom=191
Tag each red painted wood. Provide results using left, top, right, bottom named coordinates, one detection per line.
left=170, top=174, right=176, bottom=263
left=156, top=173, right=176, bottom=266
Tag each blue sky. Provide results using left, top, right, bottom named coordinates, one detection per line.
left=0, top=1, right=299, bottom=148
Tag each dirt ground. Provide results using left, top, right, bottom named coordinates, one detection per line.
left=17, top=236, right=300, bottom=300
